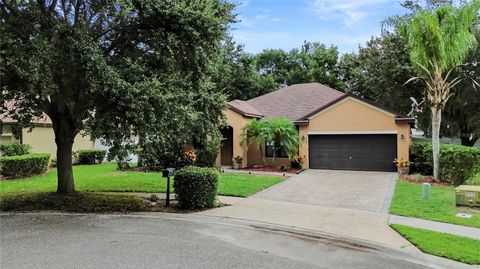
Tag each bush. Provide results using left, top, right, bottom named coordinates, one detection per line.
left=410, top=142, right=480, bottom=185
left=410, top=142, right=433, bottom=175
left=76, top=150, right=107, bottom=165
left=439, top=144, right=480, bottom=186
left=0, top=153, right=50, bottom=179
left=195, top=139, right=221, bottom=167
left=173, top=166, right=218, bottom=209
left=0, top=142, right=31, bottom=157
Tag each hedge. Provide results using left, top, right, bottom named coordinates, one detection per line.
left=0, top=142, right=31, bottom=157
left=173, top=166, right=218, bottom=209
left=0, top=153, right=50, bottom=179
left=410, top=142, right=480, bottom=185
left=76, top=150, right=107, bottom=165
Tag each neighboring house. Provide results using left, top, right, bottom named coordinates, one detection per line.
left=0, top=115, right=94, bottom=157
left=219, top=83, right=414, bottom=172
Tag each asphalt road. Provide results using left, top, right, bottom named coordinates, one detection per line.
left=0, top=213, right=432, bottom=269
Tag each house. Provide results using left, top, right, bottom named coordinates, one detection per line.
left=0, top=115, right=94, bottom=157
left=218, top=83, right=414, bottom=171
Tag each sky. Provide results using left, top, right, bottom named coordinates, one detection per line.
left=230, top=0, right=408, bottom=54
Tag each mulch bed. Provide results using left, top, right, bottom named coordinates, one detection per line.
left=400, top=174, right=450, bottom=186
left=238, top=166, right=301, bottom=174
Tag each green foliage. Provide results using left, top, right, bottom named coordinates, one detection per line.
left=391, top=224, right=480, bottom=264
left=263, top=118, right=301, bottom=163
left=0, top=0, right=235, bottom=193
left=173, top=166, right=218, bottom=209
left=76, top=150, right=107, bottom=165
left=195, top=139, right=221, bottom=167
left=439, top=144, right=480, bottom=185
left=210, top=36, right=277, bottom=101
left=0, top=153, right=50, bottom=179
left=411, top=142, right=480, bottom=185
left=410, top=142, right=433, bottom=175
left=398, top=1, right=479, bottom=75
left=0, top=142, right=31, bottom=157
left=241, top=118, right=269, bottom=165
left=242, top=118, right=300, bottom=165
left=253, top=42, right=344, bottom=89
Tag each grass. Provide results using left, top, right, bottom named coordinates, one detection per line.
left=390, top=180, right=480, bottom=227
left=468, top=173, right=480, bottom=185
left=391, top=224, right=480, bottom=265
left=0, top=163, right=283, bottom=199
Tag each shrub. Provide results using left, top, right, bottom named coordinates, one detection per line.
left=0, top=153, right=50, bottom=178
left=410, top=142, right=433, bottom=175
left=173, top=166, right=218, bottom=209
left=76, top=150, right=107, bottom=165
left=410, top=142, right=480, bottom=185
left=0, top=142, right=31, bottom=157
left=439, top=144, right=480, bottom=186
left=290, top=155, right=305, bottom=169
left=195, top=139, right=221, bottom=167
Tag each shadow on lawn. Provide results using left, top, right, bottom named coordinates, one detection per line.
left=0, top=192, right=225, bottom=213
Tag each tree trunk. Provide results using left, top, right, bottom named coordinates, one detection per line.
left=431, top=106, right=442, bottom=181
left=53, top=117, right=76, bottom=194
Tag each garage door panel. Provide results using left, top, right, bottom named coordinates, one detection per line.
left=308, top=134, right=397, bottom=171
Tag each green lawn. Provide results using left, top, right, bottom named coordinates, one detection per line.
left=391, top=224, right=480, bottom=264
left=390, top=180, right=480, bottom=227
left=0, top=163, right=283, bottom=198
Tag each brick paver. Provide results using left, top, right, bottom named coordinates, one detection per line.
left=252, top=169, right=397, bottom=212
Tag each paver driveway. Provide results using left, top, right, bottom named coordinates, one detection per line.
left=252, top=169, right=397, bottom=212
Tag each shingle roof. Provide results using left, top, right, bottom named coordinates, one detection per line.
left=228, top=83, right=414, bottom=124
left=228, top=100, right=263, bottom=118
left=243, top=83, right=345, bottom=121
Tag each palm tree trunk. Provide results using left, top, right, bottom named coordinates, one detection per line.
left=431, top=106, right=442, bottom=181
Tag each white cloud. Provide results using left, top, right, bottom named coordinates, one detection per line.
left=238, top=14, right=269, bottom=27
left=310, top=0, right=393, bottom=26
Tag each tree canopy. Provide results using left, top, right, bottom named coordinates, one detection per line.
left=0, top=0, right=235, bottom=193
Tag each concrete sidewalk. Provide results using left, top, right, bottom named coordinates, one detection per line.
left=389, top=215, right=480, bottom=240
left=199, top=197, right=419, bottom=251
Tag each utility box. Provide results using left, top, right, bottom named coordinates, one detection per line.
left=455, top=185, right=480, bottom=207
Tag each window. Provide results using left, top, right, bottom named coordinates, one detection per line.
left=265, top=141, right=289, bottom=158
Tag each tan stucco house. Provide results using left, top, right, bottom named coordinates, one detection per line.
left=218, top=83, right=414, bottom=172
left=1, top=115, right=94, bottom=157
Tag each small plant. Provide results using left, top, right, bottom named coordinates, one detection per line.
left=394, top=158, right=411, bottom=168
left=394, top=158, right=411, bottom=176
left=177, top=150, right=196, bottom=167
left=232, top=156, right=243, bottom=169
left=290, top=155, right=305, bottom=169
left=149, top=194, right=159, bottom=202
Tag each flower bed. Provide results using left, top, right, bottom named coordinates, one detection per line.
left=239, top=166, right=300, bottom=174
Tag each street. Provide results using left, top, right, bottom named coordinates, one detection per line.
left=0, top=213, right=433, bottom=269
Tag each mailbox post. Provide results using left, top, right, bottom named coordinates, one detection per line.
left=162, top=168, right=175, bottom=206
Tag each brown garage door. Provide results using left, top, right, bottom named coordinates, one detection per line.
left=308, top=134, right=397, bottom=171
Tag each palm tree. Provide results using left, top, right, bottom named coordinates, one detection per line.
left=263, top=118, right=300, bottom=166
left=397, top=1, right=480, bottom=180
left=241, top=118, right=268, bottom=166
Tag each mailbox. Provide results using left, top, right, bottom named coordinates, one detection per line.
left=162, top=168, right=175, bottom=178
